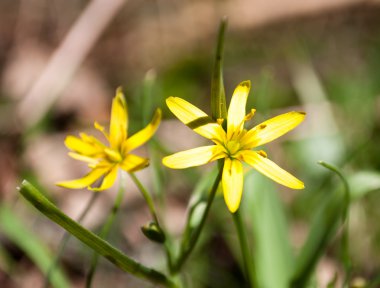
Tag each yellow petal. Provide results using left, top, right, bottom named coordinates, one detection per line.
left=79, top=133, right=106, bottom=148
left=162, top=145, right=225, bottom=169
left=89, top=165, right=119, bottom=191
left=222, top=158, right=243, bottom=213
left=166, top=97, right=225, bottom=142
left=109, top=87, right=128, bottom=149
left=123, top=108, right=161, bottom=153
left=65, top=135, right=103, bottom=156
left=56, top=166, right=110, bottom=189
left=193, top=124, right=226, bottom=143
left=241, top=111, right=306, bottom=148
left=241, top=150, right=304, bottom=189
left=227, top=81, right=251, bottom=139
left=68, top=152, right=98, bottom=165
left=120, top=154, right=149, bottom=172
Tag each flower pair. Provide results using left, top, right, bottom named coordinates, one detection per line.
left=59, top=82, right=305, bottom=213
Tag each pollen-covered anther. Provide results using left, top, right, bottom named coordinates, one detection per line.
left=94, top=121, right=110, bottom=140
left=259, top=124, right=267, bottom=130
left=217, top=118, right=224, bottom=125
left=257, top=150, right=267, bottom=158
left=244, top=109, right=256, bottom=121
left=94, top=121, right=104, bottom=131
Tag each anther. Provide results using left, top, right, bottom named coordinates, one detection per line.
left=259, top=124, right=267, bottom=129
left=257, top=150, right=267, bottom=158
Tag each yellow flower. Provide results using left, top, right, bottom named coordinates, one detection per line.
left=162, top=80, right=305, bottom=213
left=57, top=88, right=161, bottom=191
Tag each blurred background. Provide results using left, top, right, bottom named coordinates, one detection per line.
left=1, top=0, right=380, bottom=287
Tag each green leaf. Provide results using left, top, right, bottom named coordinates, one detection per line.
left=348, top=170, right=380, bottom=200
left=326, top=273, right=338, bottom=288
left=173, top=165, right=223, bottom=273
left=291, top=162, right=348, bottom=288
left=244, top=172, right=294, bottom=288
left=0, top=244, right=14, bottom=274
left=180, top=167, right=217, bottom=251
left=210, top=17, right=228, bottom=121
left=0, top=204, right=70, bottom=288
left=141, top=69, right=157, bottom=124
left=18, top=180, right=176, bottom=288
left=291, top=188, right=344, bottom=288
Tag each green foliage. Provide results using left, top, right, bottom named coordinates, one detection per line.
left=291, top=184, right=345, bottom=287
left=18, top=181, right=176, bottom=288
left=8, top=12, right=380, bottom=288
left=348, top=171, right=380, bottom=200
left=244, top=172, right=294, bottom=288
left=211, top=17, right=228, bottom=121
left=0, top=204, right=70, bottom=288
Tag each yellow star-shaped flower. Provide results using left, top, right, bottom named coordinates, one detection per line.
left=57, top=88, right=161, bottom=191
left=162, top=80, right=305, bottom=213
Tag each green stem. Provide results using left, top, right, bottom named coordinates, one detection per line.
left=86, top=172, right=127, bottom=288
left=318, top=161, right=351, bottom=287
left=18, top=180, right=176, bottom=288
left=129, top=173, right=159, bottom=224
left=44, top=192, right=99, bottom=288
left=173, top=163, right=224, bottom=273
left=129, top=173, right=174, bottom=273
left=232, top=209, right=255, bottom=288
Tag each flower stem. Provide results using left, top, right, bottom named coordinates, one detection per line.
left=172, top=164, right=224, bottom=273
left=129, top=172, right=159, bottom=224
left=44, top=192, right=99, bottom=288
left=85, top=172, right=127, bottom=288
left=232, top=209, right=255, bottom=288
left=129, top=173, right=174, bottom=272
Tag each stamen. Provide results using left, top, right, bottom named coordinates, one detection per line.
left=94, top=121, right=109, bottom=140
left=257, top=150, right=267, bottom=158
left=259, top=124, right=267, bottom=130
left=244, top=109, right=256, bottom=121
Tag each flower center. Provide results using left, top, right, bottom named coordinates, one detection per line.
left=225, top=140, right=241, bottom=157
left=104, top=148, right=123, bottom=163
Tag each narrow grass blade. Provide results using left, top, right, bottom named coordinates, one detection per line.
left=291, top=188, right=344, bottom=288
left=45, top=192, right=99, bottom=288
left=18, top=180, right=176, bottom=288
left=232, top=209, right=255, bottom=287
left=86, top=176, right=126, bottom=288
left=291, top=162, right=349, bottom=288
left=0, top=244, right=15, bottom=274
left=173, top=165, right=223, bottom=273
left=181, top=167, right=217, bottom=244
left=141, top=69, right=157, bottom=124
left=211, top=17, right=228, bottom=121
left=244, top=172, right=294, bottom=288
left=0, top=204, right=70, bottom=288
